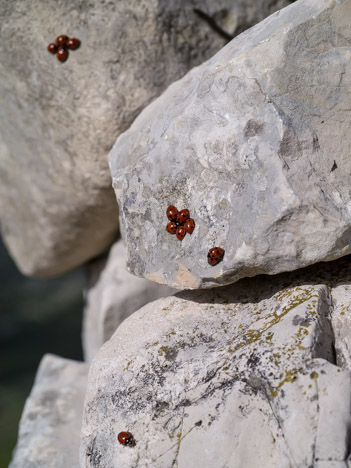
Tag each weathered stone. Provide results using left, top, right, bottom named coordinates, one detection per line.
left=10, top=354, right=88, bottom=468
left=110, top=0, right=351, bottom=289
left=0, top=0, right=293, bottom=277
left=331, top=284, right=351, bottom=370
left=83, top=240, right=175, bottom=362
left=80, top=257, right=351, bottom=468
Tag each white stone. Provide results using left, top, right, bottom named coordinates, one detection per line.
left=0, top=0, right=293, bottom=276
left=330, top=283, right=351, bottom=370
left=110, top=0, right=351, bottom=289
left=83, top=240, right=176, bottom=362
left=80, top=258, right=351, bottom=467
left=9, top=354, right=88, bottom=468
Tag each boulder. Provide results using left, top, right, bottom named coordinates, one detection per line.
left=110, top=0, right=351, bottom=289
left=0, top=0, right=292, bottom=277
left=80, top=257, right=351, bottom=468
left=83, top=240, right=175, bottom=362
left=9, top=354, right=88, bottom=468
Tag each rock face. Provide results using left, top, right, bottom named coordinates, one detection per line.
left=10, top=354, right=88, bottom=468
left=110, top=0, right=351, bottom=289
left=0, top=0, right=293, bottom=277
left=80, top=257, right=351, bottom=468
left=83, top=240, right=176, bottom=362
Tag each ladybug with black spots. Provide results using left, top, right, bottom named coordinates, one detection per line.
left=208, top=247, right=224, bottom=266
left=177, top=209, right=189, bottom=224
left=166, top=205, right=178, bottom=222
left=118, top=431, right=135, bottom=447
left=166, top=221, right=177, bottom=234
left=176, top=225, right=186, bottom=241
left=165, top=204, right=195, bottom=241
left=184, top=218, right=195, bottom=235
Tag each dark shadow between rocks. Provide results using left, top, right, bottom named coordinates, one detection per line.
left=177, top=255, right=351, bottom=306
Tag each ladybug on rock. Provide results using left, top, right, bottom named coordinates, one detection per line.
left=165, top=204, right=195, bottom=241
left=208, top=247, right=225, bottom=266
left=118, top=431, right=136, bottom=447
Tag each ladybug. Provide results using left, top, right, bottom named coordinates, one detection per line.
left=167, top=205, right=178, bottom=222
left=118, top=431, right=135, bottom=447
left=176, top=226, right=186, bottom=241
left=48, top=43, right=58, bottom=54
left=166, top=221, right=177, bottom=234
left=67, top=37, right=81, bottom=50
left=208, top=247, right=224, bottom=266
left=177, top=209, right=190, bottom=225
left=184, top=218, right=195, bottom=235
left=56, top=35, right=69, bottom=47
left=56, top=47, right=68, bottom=63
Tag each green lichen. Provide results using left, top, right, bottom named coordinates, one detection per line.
left=158, top=345, right=169, bottom=355
left=124, top=360, right=133, bottom=371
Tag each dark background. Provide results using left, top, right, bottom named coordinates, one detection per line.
left=0, top=238, right=84, bottom=467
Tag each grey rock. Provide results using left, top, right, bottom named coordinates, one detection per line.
left=110, top=0, right=351, bottom=289
left=80, top=258, right=351, bottom=468
left=331, top=284, right=351, bottom=370
left=83, top=239, right=176, bottom=362
left=9, top=354, right=88, bottom=468
left=0, top=0, right=292, bottom=277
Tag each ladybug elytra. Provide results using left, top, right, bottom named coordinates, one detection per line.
left=184, top=218, right=195, bottom=235
left=208, top=247, right=224, bottom=266
left=56, top=35, right=69, bottom=47
left=67, top=37, right=80, bottom=50
left=48, top=43, right=58, bottom=54
left=177, top=209, right=189, bottom=224
left=167, top=205, right=178, bottom=222
left=56, top=47, right=68, bottom=63
left=118, top=431, right=135, bottom=447
left=176, top=226, right=186, bottom=241
left=166, top=221, right=177, bottom=234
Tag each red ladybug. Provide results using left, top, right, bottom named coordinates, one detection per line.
left=56, top=47, right=68, bottom=62
left=118, top=431, right=135, bottom=447
left=67, top=37, right=81, bottom=50
left=177, top=209, right=190, bottom=225
left=56, top=35, right=69, bottom=47
left=166, top=221, right=177, bottom=234
left=208, top=247, right=224, bottom=266
left=176, top=226, right=186, bottom=241
left=184, top=218, right=195, bottom=235
left=167, top=205, right=178, bottom=222
left=48, top=43, right=58, bottom=54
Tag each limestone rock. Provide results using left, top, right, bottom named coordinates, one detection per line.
left=0, top=0, right=292, bottom=277
left=83, top=240, right=175, bottom=362
left=330, top=284, right=351, bottom=370
left=10, top=354, right=88, bottom=468
left=110, top=0, right=351, bottom=289
left=80, top=257, right=351, bottom=468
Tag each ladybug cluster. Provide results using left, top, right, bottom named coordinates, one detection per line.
left=166, top=205, right=195, bottom=241
left=165, top=204, right=225, bottom=266
left=47, top=35, right=80, bottom=63
left=208, top=247, right=225, bottom=266
left=118, top=431, right=135, bottom=447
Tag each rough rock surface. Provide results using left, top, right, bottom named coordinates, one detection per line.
left=83, top=240, right=175, bottom=362
left=80, top=257, right=351, bottom=468
left=110, top=0, right=351, bottom=289
left=10, top=354, right=88, bottom=468
left=0, top=0, right=293, bottom=277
